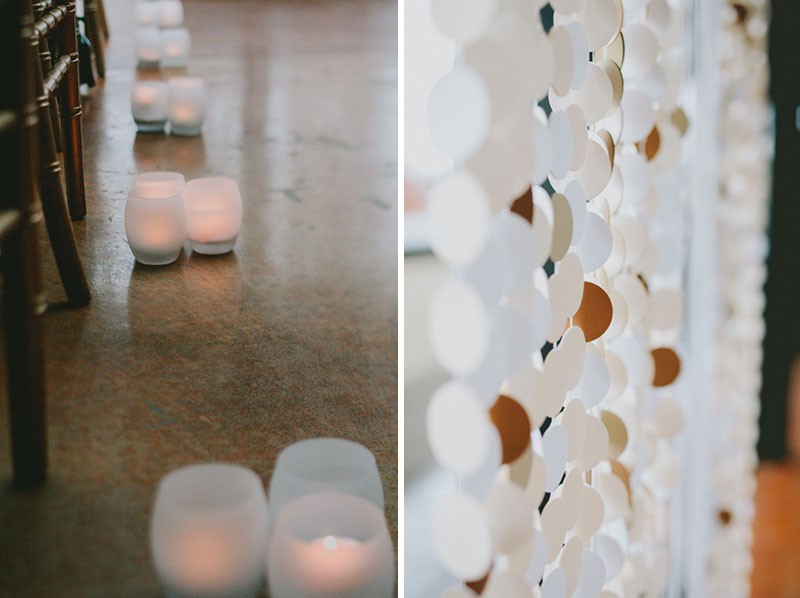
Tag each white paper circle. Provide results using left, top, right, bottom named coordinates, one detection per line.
left=525, top=529, right=549, bottom=586
left=559, top=536, right=584, bottom=595
left=551, top=0, right=586, bottom=14
left=565, top=180, right=588, bottom=244
left=484, top=572, right=534, bottom=598
left=542, top=569, right=568, bottom=598
left=542, top=424, right=569, bottom=492
left=443, top=586, right=478, bottom=598
left=549, top=26, right=574, bottom=97
left=574, top=63, right=614, bottom=124
left=566, top=105, right=589, bottom=171
left=493, top=110, right=536, bottom=199
left=428, top=170, right=491, bottom=266
left=532, top=107, right=554, bottom=185
left=549, top=110, right=574, bottom=179
left=614, top=275, right=648, bottom=327
left=649, top=396, right=684, bottom=438
left=463, top=426, right=502, bottom=497
left=619, top=89, right=656, bottom=143
left=427, top=381, right=492, bottom=476
left=576, top=414, right=609, bottom=471
left=619, top=151, right=651, bottom=206
left=596, top=471, right=631, bottom=523
left=428, top=66, right=491, bottom=162
left=574, top=486, right=605, bottom=540
left=620, top=25, right=658, bottom=78
left=574, top=212, right=612, bottom=272
left=562, top=399, right=588, bottom=461
left=577, top=348, right=611, bottom=408
left=594, top=534, right=624, bottom=581
left=605, top=351, right=628, bottom=399
left=648, top=288, right=683, bottom=331
left=577, top=0, right=622, bottom=51
left=485, top=481, right=534, bottom=554
left=575, top=550, right=607, bottom=598
left=615, top=216, right=647, bottom=266
left=566, top=22, right=590, bottom=90
left=432, top=490, right=493, bottom=580
left=467, top=137, right=518, bottom=213
left=575, top=134, right=613, bottom=199
left=430, top=0, right=499, bottom=45
left=464, top=39, right=521, bottom=125
left=430, top=279, right=490, bottom=375
left=541, top=498, right=569, bottom=562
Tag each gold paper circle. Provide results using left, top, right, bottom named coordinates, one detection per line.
left=670, top=107, right=690, bottom=136
left=507, top=445, right=533, bottom=489
left=651, top=347, right=681, bottom=387
left=611, top=460, right=631, bottom=502
left=510, top=187, right=534, bottom=225
left=601, top=410, right=628, bottom=460
left=636, top=125, right=661, bottom=161
left=550, top=193, right=573, bottom=262
left=490, top=395, right=532, bottom=465
left=571, top=282, right=613, bottom=342
left=599, top=58, right=624, bottom=116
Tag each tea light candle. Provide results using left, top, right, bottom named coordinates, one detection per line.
left=160, top=27, right=191, bottom=68
left=135, top=1, right=159, bottom=26
left=267, top=492, right=394, bottom=598
left=124, top=185, right=185, bottom=265
left=184, top=177, right=243, bottom=254
left=151, top=463, right=270, bottom=598
left=168, top=76, right=206, bottom=136
left=158, top=0, right=184, bottom=27
left=268, top=438, right=384, bottom=523
left=131, top=81, right=169, bottom=133
left=135, top=26, right=161, bottom=69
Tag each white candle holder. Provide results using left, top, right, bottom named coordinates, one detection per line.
left=131, top=81, right=169, bottom=133
left=267, top=492, right=394, bottom=598
left=184, top=177, right=243, bottom=254
left=124, top=185, right=185, bottom=265
left=160, top=27, right=191, bottom=68
left=135, top=26, right=161, bottom=69
left=168, top=76, right=206, bottom=136
left=151, top=463, right=270, bottom=598
left=268, top=438, right=384, bottom=523
left=135, top=1, right=160, bottom=26
left=134, top=171, right=186, bottom=195
left=158, top=0, right=184, bottom=27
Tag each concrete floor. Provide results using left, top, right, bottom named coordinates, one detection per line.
left=0, top=0, right=397, bottom=595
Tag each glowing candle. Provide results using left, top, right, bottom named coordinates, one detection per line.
left=151, top=464, right=270, bottom=598
left=131, top=81, right=169, bottom=133
left=168, top=76, right=206, bottom=136
left=184, top=177, right=243, bottom=254
left=158, top=0, right=184, bottom=27
left=124, top=185, right=185, bottom=265
left=133, top=171, right=186, bottom=195
left=160, top=27, right=191, bottom=68
left=268, top=438, right=384, bottom=523
left=135, top=26, right=161, bottom=69
left=267, top=493, right=394, bottom=598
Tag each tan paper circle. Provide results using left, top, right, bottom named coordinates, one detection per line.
left=651, top=347, right=681, bottom=387
left=636, top=125, right=661, bottom=161
left=551, top=193, right=574, bottom=262
left=571, top=282, right=613, bottom=342
left=598, top=59, right=624, bottom=116
left=601, top=410, right=628, bottom=460
left=490, top=395, right=533, bottom=464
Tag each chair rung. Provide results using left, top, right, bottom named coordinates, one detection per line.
left=43, top=55, right=71, bottom=96
left=33, top=6, right=68, bottom=42
left=0, top=210, right=23, bottom=243
left=0, top=110, right=17, bottom=136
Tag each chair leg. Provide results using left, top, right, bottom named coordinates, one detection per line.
left=31, top=31, right=91, bottom=306
left=38, top=41, right=63, bottom=153
left=5, top=8, right=49, bottom=488
left=84, top=0, right=104, bottom=78
left=58, top=1, right=87, bottom=221
left=97, top=0, right=109, bottom=40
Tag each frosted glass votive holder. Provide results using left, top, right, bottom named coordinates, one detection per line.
left=131, top=81, right=169, bottom=133
left=135, top=26, right=161, bottom=69
left=158, top=0, right=184, bottom=27
left=135, top=1, right=160, bottom=26
left=267, top=492, right=395, bottom=598
left=124, top=185, right=185, bottom=265
left=133, top=171, right=186, bottom=196
left=151, top=463, right=270, bottom=598
left=160, top=27, right=191, bottom=68
left=184, top=177, right=243, bottom=255
left=168, top=76, right=206, bottom=136
left=268, top=438, right=384, bottom=522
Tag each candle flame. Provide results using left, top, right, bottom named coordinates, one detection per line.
left=323, top=535, right=338, bottom=551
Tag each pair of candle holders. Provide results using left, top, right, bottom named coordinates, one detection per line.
left=125, top=172, right=242, bottom=265
left=150, top=438, right=394, bottom=598
left=135, top=0, right=189, bottom=69
left=131, top=77, right=206, bottom=137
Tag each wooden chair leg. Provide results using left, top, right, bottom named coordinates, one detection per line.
left=84, top=0, right=104, bottom=78
left=4, top=4, right=49, bottom=488
left=31, top=30, right=91, bottom=307
left=97, top=0, right=109, bottom=40
left=57, top=1, right=86, bottom=221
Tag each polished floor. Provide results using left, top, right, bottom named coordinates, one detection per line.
left=0, top=0, right=397, bottom=595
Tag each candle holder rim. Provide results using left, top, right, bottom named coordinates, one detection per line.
left=156, top=462, right=266, bottom=513
left=167, top=75, right=205, bottom=89
left=186, top=176, right=238, bottom=188
left=274, top=437, right=378, bottom=483
left=134, top=170, right=186, bottom=186
left=129, top=186, right=183, bottom=202
left=273, top=491, right=389, bottom=545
